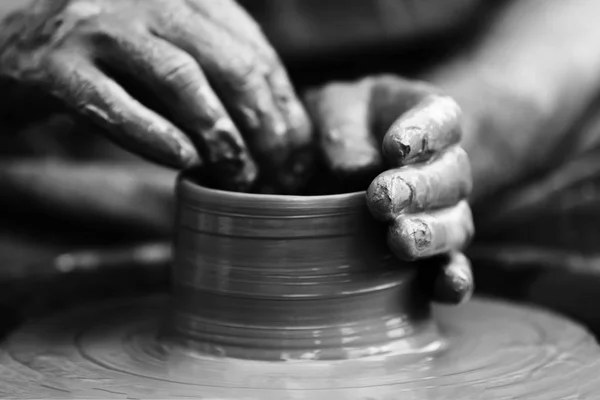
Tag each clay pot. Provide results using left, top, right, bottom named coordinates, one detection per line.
left=162, top=170, right=438, bottom=360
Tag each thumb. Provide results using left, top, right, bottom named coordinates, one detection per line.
left=304, top=78, right=383, bottom=193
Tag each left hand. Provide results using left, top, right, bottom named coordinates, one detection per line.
left=306, top=75, right=474, bottom=304
left=0, top=0, right=313, bottom=193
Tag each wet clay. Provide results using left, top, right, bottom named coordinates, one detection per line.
left=1, top=172, right=600, bottom=399
left=162, top=171, right=433, bottom=361
left=2, top=296, right=600, bottom=399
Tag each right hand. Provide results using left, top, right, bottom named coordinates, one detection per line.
left=0, top=0, right=313, bottom=192
left=305, top=75, right=475, bottom=305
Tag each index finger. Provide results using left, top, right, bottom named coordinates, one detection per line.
left=369, top=76, right=462, bottom=167
left=382, top=94, right=463, bottom=167
left=47, top=55, right=200, bottom=170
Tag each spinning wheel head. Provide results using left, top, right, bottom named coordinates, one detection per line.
left=3, top=296, right=600, bottom=399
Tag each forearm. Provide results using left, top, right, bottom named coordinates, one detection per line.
left=428, top=0, right=600, bottom=201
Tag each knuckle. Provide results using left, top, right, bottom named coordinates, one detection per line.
left=78, top=87, right=119, bottom=124
left=67, top=8, right=146, bottom=48
left=80, top=102, right=116, bottom=127
left=227, top=56, right=263, bottom=91
left=260, top=48, right=281, bottom=74
left=160, top=55, right=199, bottom=86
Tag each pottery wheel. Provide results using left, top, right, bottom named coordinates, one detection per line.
left=4, top=179, right=600, bottom=399
left=1, top=295, right=599, bottom=399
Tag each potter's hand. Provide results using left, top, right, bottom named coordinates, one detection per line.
left=0, top=0, right=312, bottom=192
left=306, top=75, right=474, bottom=304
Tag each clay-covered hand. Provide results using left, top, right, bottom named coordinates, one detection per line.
left=306, top=75, right=474, bottom=304
left=0, top=0, right=312, bottom=192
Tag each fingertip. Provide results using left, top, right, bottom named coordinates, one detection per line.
left=366, top=170, right=412, bottom=221
left=382, top=95, right=463, bottom=166
left=387, top=202, right=474, bottom=261
left=129, top=118, right=202, bottom=172
left=433, top=252, right=474, bottom=305
left=387, top=216, right=431, bottom=261
left=175, top=137, right=202, bottom=169
left=367, top=176, right=392, bottom=221
left=216, top=154, right=259, bottom=192
left=382, top=127, right=414, bottom=166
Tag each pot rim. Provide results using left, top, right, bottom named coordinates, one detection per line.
left=178, top=170, right=368, bottom=212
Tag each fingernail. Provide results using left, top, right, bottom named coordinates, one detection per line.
left=367, top=173, right=412, bottom=221
left=382, top=126, right=427, bottom=165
